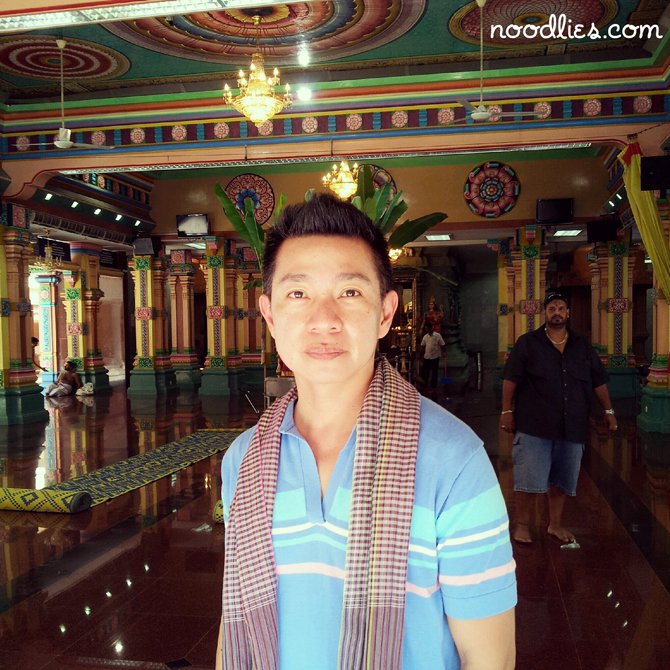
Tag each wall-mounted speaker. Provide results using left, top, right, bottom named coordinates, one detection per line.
left=587, top=218, right=619, bottom=244
left=640, top=155, right=670, bottom=191
left=132, top=237, right=155, bottom=255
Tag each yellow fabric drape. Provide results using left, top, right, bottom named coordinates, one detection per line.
left=619, top=143, right=670, bottom=299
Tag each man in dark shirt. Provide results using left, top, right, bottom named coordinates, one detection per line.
left=500, top=292, right=617, bottom=544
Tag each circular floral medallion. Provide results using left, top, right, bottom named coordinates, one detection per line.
left=171, top=124, right=187, bottom=141
left=583, top=98, right=601, bottom=116
left=633, top=95, right=652, bottom=113
left=15, top=135, right=30, bottom=151
left=346, top=113, right=363, bottom=130
left=130, top=127, right=145, bottom=144
left=257, top=120, right=273, bottom=136
left=464, top=161, right=520, bottom=218
left=359, top=164, right=397, bottom=199
left=302, top=116, right=318, bottom=133
left=213, top=122, right=230, bottom=139
left=437, top=108, right=455, bottom=124
left=90, top=130, right=106, bottom=146
left=391, top=110, right=408, bottom=127
left=533, top=101, right=552, bottom=119
left=224, top=173, right=275, bottom=225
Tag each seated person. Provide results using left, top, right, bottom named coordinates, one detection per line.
left=45, top=360, right=82, bottom=397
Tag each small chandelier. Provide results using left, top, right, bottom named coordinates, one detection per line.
left=223, top=15, right=292, bottom=128
left=34, top=232, right=62, bottom=271
left=322, top=160, right=359, bottom=200
left=388, top=248, right=403, bottom=263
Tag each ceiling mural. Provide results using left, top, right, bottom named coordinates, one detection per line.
left=103, top=1, right=426, bottom=64
left=0, top=36, right=129, bottom=81
left=0, top=0, right=665, bottom=100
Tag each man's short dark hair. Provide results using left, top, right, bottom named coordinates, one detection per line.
left=543, top=291, right=570, bottom=308
left=262, top=192, right=393, bottom=298
left=31, top=337, right=39, bottom=346
left=65, top=360, right=77, bottom=371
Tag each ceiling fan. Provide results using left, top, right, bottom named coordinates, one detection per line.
left=27, top=39, right=115, bottom=150
left=457, top=0, right=541, bottom=123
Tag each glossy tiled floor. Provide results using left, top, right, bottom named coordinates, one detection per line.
left=1, top=375, right=669, bottom=669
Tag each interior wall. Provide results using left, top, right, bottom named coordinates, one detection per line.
left=149, top=155, right=610, bottom=236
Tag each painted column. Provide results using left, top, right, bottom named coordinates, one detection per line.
left=68, top=242, right=111, bottom=391
left=238, top=246, right=265, bottom=387
left=590, top=241, right=638, bottom=398
left=487, top=238, right=513, bottom=369
left=510, top=226, right=548, bottom=339
left=0, top=204, right=47, bottom=426
left=200, top=238, right=236, bottom=395
left=33, top=274, right=62, bottom=385
left=639, top=203, right=670, bottom=432
left=127, top=255, right=176, bottom=395
left=168, top=250, right=201, bottom=389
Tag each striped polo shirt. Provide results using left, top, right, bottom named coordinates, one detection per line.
left=222, top=395, right=516, bottom=669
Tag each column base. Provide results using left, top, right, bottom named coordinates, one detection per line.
left=174, top=365, right=202, bottom=390
left=199, top=368, right=242, bottom=396
left=242, top=364, right=265, bottom=389
left=0, top=385, right=49, bottom=426
left=127, top=368, right=178, bottom=396
left=606, top=367, right=641, bottom=399
left=637, top=385, right=670, bottom=434
left=83, top=367, right=112, bottom=393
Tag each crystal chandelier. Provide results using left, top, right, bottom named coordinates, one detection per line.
left=223, top=15, right=292, bottom=128
left=322, top=160, right=359, bottom=200
left=33, top=232, right=62, bottom=271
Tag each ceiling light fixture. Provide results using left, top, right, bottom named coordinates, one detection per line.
left=44, top=193, right=53, bottom=201
left=70, top=201, right=79, bottom=208
left=425, top=234, right=452, bottom=241
left=134, top=220, right=141, bottom=227
left=115, top=214, right=123, bottom=221
left=223, top=15, right=292, bottom=128
left=94, top=208, right=101, bottom=215
left=388, top=248, right=403, bottom=263
left=553, top=229, right=582, bottom=237
left=33, top=230, right=63, bottom=271
left=322, top=160, right=359, bottom=200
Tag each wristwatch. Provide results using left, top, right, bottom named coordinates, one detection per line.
left=604, top=408, right=615, bottom=415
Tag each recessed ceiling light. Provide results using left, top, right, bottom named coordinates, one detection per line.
left=553, top=229, right=582, bottom=237
left=115, top=214, right=123, bottom=221
left=608, top=200, right=615, bottom=207
left=44, top=193, right=53, bottom=201
left=94, top=208, right=101, bottom=215
left=425, top=234, right=452, bottom=241
left=185, top=242, right=207, bottom=250
left=644, top=257, right=652, bottom=264
left=71, top=201, right=79, bottom=208
left=297, top=43, right=311, bottom=67
left=134, top=220, right=141, bottom=227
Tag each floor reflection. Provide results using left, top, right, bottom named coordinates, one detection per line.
left=0, top=377, right=668, bottom=669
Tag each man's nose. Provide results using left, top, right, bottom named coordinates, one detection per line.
left=308, top=296, right=343, bottom=331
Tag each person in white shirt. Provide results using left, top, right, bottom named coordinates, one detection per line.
left=420, top=321, right=445, bottom=388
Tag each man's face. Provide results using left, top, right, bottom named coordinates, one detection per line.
left=259, top=235, right=397, bottom=387
left=544, top=299, right=569, bottom=327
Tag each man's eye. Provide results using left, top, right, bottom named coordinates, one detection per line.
left=342, top=289, right=360, bottom=297
left=288, top=290, right=304, bottom=299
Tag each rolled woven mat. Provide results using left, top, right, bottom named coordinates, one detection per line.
left=0, top=487, right=92, bottom=514
left=212, top=499, right=224, bottom=524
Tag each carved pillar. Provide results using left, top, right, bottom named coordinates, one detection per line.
left=200, top=238, right=237, bottom=395
left=127, top=255, right=176, bottom=395
left=0, top=204, right=47, bottom=426
left=510, top=226, right=548, bottom=339
left=589, top=240, right=638, bottom=398
left=168, top=250, right=201, bottom=390
left=487, top=238, right=514, bottom=367
left=639, top=204, right=670, bottom=431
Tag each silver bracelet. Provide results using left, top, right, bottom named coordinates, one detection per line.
left=501, top=410, right=513, bottom=415
left=604, top=408, right=615, bottom=415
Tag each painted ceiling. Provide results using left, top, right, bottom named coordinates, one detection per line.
left=0, top=0, right=667, bottom=102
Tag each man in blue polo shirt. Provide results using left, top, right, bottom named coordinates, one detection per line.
left=217, top=194, right=516, bottom=669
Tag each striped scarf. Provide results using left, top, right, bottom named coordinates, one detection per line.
left=221, top=357, right=421, bottom=669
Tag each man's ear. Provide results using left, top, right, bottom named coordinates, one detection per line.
left=378, top=290, right=399, bottom=339
left=258, top=294, right=275, bottom=337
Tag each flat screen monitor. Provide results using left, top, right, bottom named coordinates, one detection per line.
left=587, top=218, right=620, bottom=243
left=536, top=198, right=574, bottom=225
left=176, top=213, right=209, bottom=237
left=640, top=156, right=670, bottom=191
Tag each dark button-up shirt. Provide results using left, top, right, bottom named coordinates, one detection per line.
left=502, top=326, right=608, bottom=443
